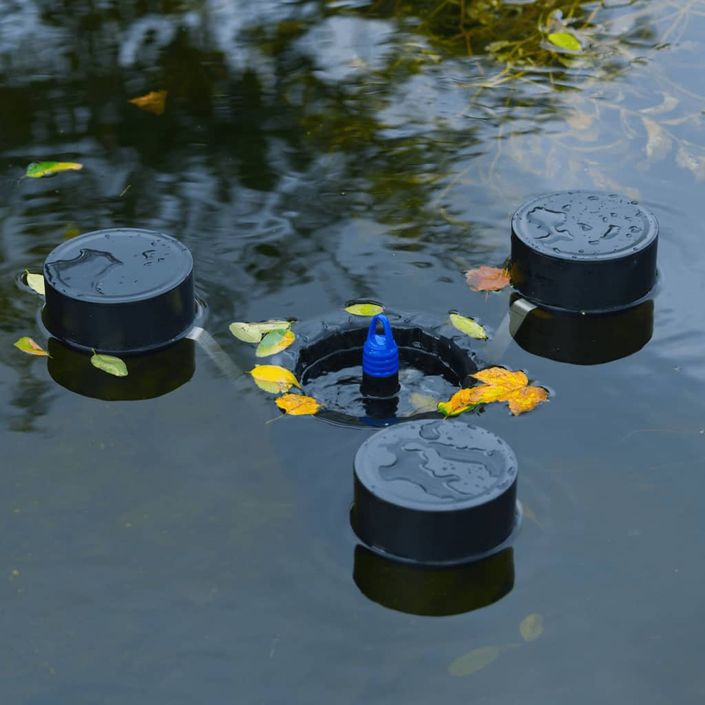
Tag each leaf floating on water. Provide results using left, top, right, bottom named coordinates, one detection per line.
left=275, top=393, right=320, bottom=416
left=409, top=392, right=439, bottom=414
left=345, top=302, right=384, bottom=316
left=249, top=365, right=301, bottom=393
left=14, top=337, right=49, bottom=357
left=519, top=613, right=544, bottom=642
left=90, top=353, right=128, bottom=377
left=256, top=329, right=296, bottom=357
left=129, top=89, right=168, bottom=115
left=229, top=320, right=291, bottom=344
left=25, top=161, right=83, bottom=179
left=449, top=312, right=488, bottom=340
left=465, top=266, right=510, bottom=292
left=24, top=270, right=45, bottom=296
left=438, top=367, right=548, bottom=417
left=448, top=646, right=501, bottom=677
left=547, top=32, right=582, bottom=52
left=643, top=118, right=672, bottom=161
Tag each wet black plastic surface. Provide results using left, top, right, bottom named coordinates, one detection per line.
left=511, top=191, right=658, bottom=311
left=43, top=229, right=196, bottom=353
left=352, top=420, right=518, bottom=563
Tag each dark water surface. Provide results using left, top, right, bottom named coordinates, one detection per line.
left=2, top=1, right=705, bottom=702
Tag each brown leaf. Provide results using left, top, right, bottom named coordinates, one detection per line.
left=129, top=90, right=168, bottom=115
left=465, top=266, right=510, bottom=292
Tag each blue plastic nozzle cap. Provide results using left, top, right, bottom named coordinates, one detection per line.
left=362, top=314, right=399, bottom=378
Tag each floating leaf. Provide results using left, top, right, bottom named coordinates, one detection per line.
left=255, top=329, right=296, bottom=357
left=409, top=392, right=439, bottom=413
left=24, top=270, right=45, bottom=296
left=547, top=32, right=582, bottom=52
left=25, top=161, right=83, bottom=179
left=643, top=118, right=672, bottom=161
left=90, top=352, right=128, bottom=377
left=448, top=646, right=501, bottom=677
left=14, top=337, right=49, bottom=357
left=249, top=365, right=301, bottom=393
left=519, top=613, right=544, bottom=642
left=465, top=266, right=510, bottom=292
left=275, top=393, right=320, bottom=416
left=229, top=320, right=291, bottom=344
left=449, top=312, right=488, bottom=340
left=345, top=302, right=384, bottom=316
left=438, top=367, right=548, bottom=417
left=129, top=89, right=168, bottom=115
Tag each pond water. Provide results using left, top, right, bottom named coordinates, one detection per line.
left=2, top=0, right=705, bottom=702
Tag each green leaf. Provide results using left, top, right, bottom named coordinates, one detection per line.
left=547, top=32, right=581, bottom=52
left=519, top=613, right=544, bottom=642
left=14, top=336, right=49, bottom=357
left=229, top=320, right=291, bottom=343
left=448, top=646, right=501, bottom=677
left=25, top=161, right=83, bottom=178
left=24, top=270, right=45, bottom=296
left=90, top=352, right=128, bottom=377
left=255, top=329, right=296, bottom=357
left=449, top=312, right=488, bottom=340
left=345, top=302, right=384, bottom=317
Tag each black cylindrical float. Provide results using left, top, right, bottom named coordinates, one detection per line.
left=353, top=545, right=514, bottom=617
left=511, top=191, right=658, bottom=312
left=352, top=420, right=518, bottom=564
left=43, top=228, right=196, bottom=354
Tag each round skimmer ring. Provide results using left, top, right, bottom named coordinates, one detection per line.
left=352, top=420, right=518, bottom=564
left=43, top=228, right=196, bottom=354
left=511, top=191, right=658, bottom=312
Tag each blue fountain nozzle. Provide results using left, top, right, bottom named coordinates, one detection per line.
left=362, top=314, right=399, bottom=378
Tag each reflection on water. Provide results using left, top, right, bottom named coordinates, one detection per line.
left=2, top=0, right=705, bottom=702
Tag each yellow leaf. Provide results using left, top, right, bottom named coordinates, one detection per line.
left=229, top=320, right=291, bottom=344
left=91, top=353, right=128, bottom=377
left=24, top=270, right=45, bottom=296
left=14, top=336, right=49, bottom=357
left=275, top=393, right=320, bottom=416
left=25, top=161, right=83, bottom=178
left=253, top=379, right=286, bottom=394
left=255, top=329, right=296, bottom=357
left=249, top=365, right=301, bottom=393
left=439, top=367, right=548, bottom=417
left=449, top=312, right=488, bottom=340
left=465, top=266, right=510, bottom=292
left=345, top=302, right=384, bottom=316
left=129, top=89, right=168, bottom=115
left=547, top=32, right=581, bottom=52
left=519, top=613, right=544, bottom=642
left=448, top=646, right=501, bottom=677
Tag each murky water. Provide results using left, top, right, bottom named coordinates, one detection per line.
left=2, top=0, right=705, bottom=702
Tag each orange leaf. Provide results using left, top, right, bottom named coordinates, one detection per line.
left=439, top=366, right=548, bottom=417
left=275, top=393, right=320, bottom=416
left=129, top=90, right=168, bottom=115
left=506, top=385, right=549, bottom=416
left=465, top=266, right=510, bottom=292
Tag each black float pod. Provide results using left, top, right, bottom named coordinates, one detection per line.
left=509, top=191, right=658, bottom=364
left=360, top=314, right=400, bottom=419
left=41, top=228, right=199, bottom=400
left=351, top=420, right=518, bottom=616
